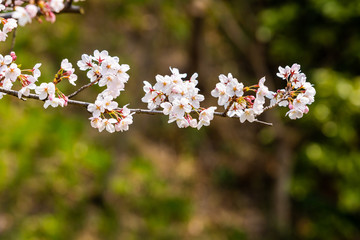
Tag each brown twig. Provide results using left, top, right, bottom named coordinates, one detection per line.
left=222, top=97, right=236, bottom=116
left=67, top=76, right=101, bottom=99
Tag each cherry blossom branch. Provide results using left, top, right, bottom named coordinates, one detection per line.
left=0, top=5, right=83, bottom=19
left=0, top=50, right=315, bottom=133
left=0, top=87, right=273, bottom=126
left=0, top=87, right=89, bottom=107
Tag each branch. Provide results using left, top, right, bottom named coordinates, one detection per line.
left=0, top=87, right=273, bottom=126
left=0, top=5, right=83, bottom=19
left=65, top=0, right=74, bottom=9
left=222, top=97, right=235, bottom=117
left=67, top=77, right=101, bottom=99
left=0, top=87, right=89, bottom=107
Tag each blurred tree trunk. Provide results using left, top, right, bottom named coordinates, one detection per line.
left=186, top=0, right=206, bottom=90
left=210, top=1, right=298, bottom=237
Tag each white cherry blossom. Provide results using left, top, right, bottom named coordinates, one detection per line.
left=12, top=6, right=32, bottom=26
left=50, top=0, right=65, bottom=13
left=35, top=82, right=56, bottom=100
left=5, top=63, right=21, bottom=82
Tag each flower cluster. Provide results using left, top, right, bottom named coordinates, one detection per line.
left=142, top=67, right=216, bottom=129
left=0, top=50, right=315, bottom=134
left=79, top=50, right=134, bottom=133
left=0, top=52, right=40, bottom=99
left=0, top=51, right=78, bottom=108
left=271, top=63, right=316, bottom=119
left=0, top=0, right=85, bottom=41
left=0, top=16, right=17, bottom=41
left=211, top=64, right=315, bottom=122
left=34, top=58, right=77, bottom=108
left=0, top=50, right=133, bottom=133
left=11, top=0, right=68, bottom=26
left=211, top=74, right=270, bottom=123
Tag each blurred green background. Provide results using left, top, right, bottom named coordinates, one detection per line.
left=1, top=0, right=360, bottom=239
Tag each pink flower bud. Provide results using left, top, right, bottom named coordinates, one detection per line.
left=10, top=51, right=17, bottom=61
left=289, top=102, right=294, bottom=110
left=46, top=11, right=56, bottom=23
left=26, top=4, right=38, bottom=18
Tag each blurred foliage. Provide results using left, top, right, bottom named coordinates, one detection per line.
left=1, top=0, right=360, bottom=239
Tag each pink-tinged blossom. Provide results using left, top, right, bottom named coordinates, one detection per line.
left=226, top=79, right=244, bottom=97
left=50, top=0, right=65, bottom=13
left=18, top=83, right=36, bottom=99
left=35, top=82, right=56, bottom=100
left=154, top=75, right=172, bottom=94
left=227, top=102, right=245, bottom=118
left=211, top=82, right=229, bottom=106
left=86, top=65, right=101, bottom=82
left=291, top=73, right=306, bottom=88
left=170, top=67, right=187, bottom=81
left=187, top=117, right=198, bottom=128
left=292, top=93, right=309, bottom=111
left=0, top=54, right=12, bottom=71
left=60, top=59, right=77, bottom=85
left=197, top=107, right=216, bottom=129
left=176, top=118, right=190, bottom=128
left=286, top=109, right=303, bottom=120
left=12, top=6, right=32, bottom=26
left=256, top=77, right=269, bottom=101
left=188, top=91, right=204, bottom=109
left=68, top=73, right=77, bottom=86
left=117, top=64, right=130, bottom=82
left=276, top=65, right=291, bottom=80
left=5, top=63, right=21, bottom=82
left=115, top=116, right=133, bottom=132
left=61, top=59, right=73, bottom=72
left=2, top=78, right=13, bottom=90
left=172, top=98, right=191, bottom=118
left=160, top=102, right=172, bottom=115
left=240, top=109, right=255, bottom=123
left=32, top=63, right=41, bottom=79
left=87, top=99, right=105, bottom=117
left=3, top=18, right=18, bottom=34
left=218, top=73, right=233, bottom=84
left=100, top=58, right=119, bottom=76
left=77, top=54, right=93, bottom=70
left=89, top=117, right=102, bottom=129
left=290, top=63, right=301, bottom=75
left=93, top=50, right=109, bottom=63
left=103, top=118, right=118, bottom=133
left=25, top=4, right=38, bottom=18
left=101, top=95, right=118, bottom=111
left=98, top=74, right=115, bottom=87
left=252, top=98, right=264, bottom=115
left=43, top=95, right=65, bottom=109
